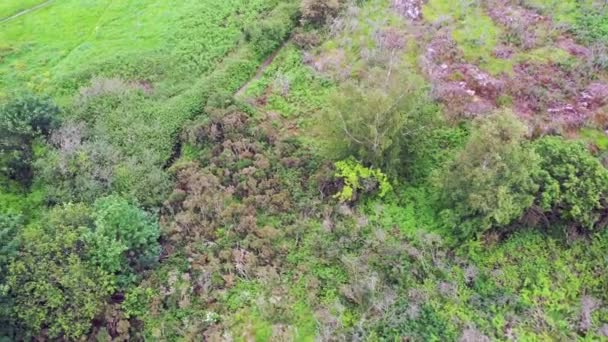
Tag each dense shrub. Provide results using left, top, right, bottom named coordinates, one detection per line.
left=574, top=8, right=608, bottom=45
left=0, top=94, right=59, bottom=185
left=533, top=136, right=608, bottom=232
left=7, top=204, right=113, bottom=339
left=35, top=122, right=171, bottom=207
left=0, top=213, right=21, bottom=339
left=88, top=196, right=160, bottom=278
left=301, top=0, right=342, bottom=25
left=440, top=111, right=540, bottom=238
left=246, top=2, right=298, bottom=57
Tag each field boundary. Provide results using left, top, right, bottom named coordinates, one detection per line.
left=0, top=0, right=53, bottom=25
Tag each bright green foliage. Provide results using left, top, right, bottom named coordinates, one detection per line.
left=7, top=204, right=114, bottom=339
left=533, top=136, right=608, bottom=231
left=334, top=158, right=392, bottom=202
left=580, top=128, right=608, bottom=151
left=574, top=8, right=608, bottom=45
left=88, top=195, right=160, bottom=277
left=440, top=111, right=540, bottom=238
left=242, top=44, right=332, bottom=118
left=0, top=94, right=59, bottom=185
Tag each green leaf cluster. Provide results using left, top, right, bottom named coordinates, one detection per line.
left=334, top=158, right=392, bottom=202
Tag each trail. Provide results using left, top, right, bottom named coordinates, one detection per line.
left=235, top=40, right=288, bottom=99
left=0, top=0, right=54, bottom=25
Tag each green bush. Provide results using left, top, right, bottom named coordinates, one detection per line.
left=7, top=204, right=113, bottom=339
left=574, top=8, right=608, bottom=45
left=439, top=111, right=540, bottom=239
left=88, top=196, right=160, bottom=279
left=0, top=212, right=21, bottom=339
left=533, top=136, right=608, bottom=232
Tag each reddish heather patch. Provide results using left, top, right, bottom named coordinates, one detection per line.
left=486, top=2, right=548, bottom=49
left=422, top=31, right=461, bottom=66
left=422, top=32, right=505, bottom=117
left=557, top=37, right=591, bottom=58
left=392, top=0, right=423, bottom=20
left=507, top=62, right=608, bottom=130
left=376, top=27, right=406, bottom=51
left=414, top=0, right=608, bottom=131
left=420, top=32, right=461, bottom=85
left=454, top=64, right=505, bottom=100
left=509, top=63, right=581, bottom=112
left=486, top=2, right=545, bottom=28
left=493, top=45, right=516, bottom=59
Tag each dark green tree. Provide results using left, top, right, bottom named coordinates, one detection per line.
left=439, top=110, right=540, bottom=239
left=0, top=213, right=21, bottom=340
left=0, top=94, right=59, bottom=185
left=533, top=136, right=608, bottom=231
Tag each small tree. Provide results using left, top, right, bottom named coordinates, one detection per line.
left=0, top=94, right=59, bottom=185
left=533, top=136, right=608, bottom=231
left=439, top=110, right=540, bottom=239
left=321, top=70, right=428, bottom=172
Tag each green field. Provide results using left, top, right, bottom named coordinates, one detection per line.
left=0, top=0, right=287, bottom=97
left=0, top=0, right=45, bottom=19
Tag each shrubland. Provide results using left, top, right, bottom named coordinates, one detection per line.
left=3, top=0, right=608, bottom=340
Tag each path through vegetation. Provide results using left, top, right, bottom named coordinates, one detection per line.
left=0, top=0, right=53, bottom=25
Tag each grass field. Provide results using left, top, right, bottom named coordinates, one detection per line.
left=0, top=0, right=46, bottom=19
left=0, top=0, right=286, bottom=97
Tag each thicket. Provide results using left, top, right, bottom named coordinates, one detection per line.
left=321, top=68, right=436, bottom=175
left=439, top=110, right=540, bottom=239
left=3, top=197, right=159, bottom=339
left=439, top=111, right=608, bottom=239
